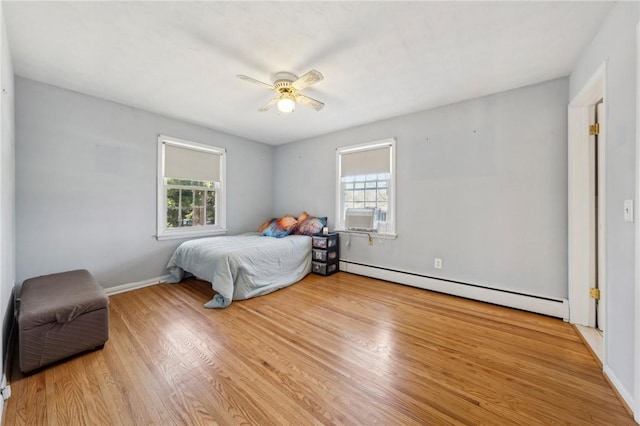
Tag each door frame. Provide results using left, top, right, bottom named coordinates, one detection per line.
left=634, top=21, right=640, bottom=424
left=592, top=101, right=606, bottom=332
left=567, top=63, right=606, bottom=338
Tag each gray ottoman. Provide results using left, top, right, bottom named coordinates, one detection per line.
left=19, top=269, right=109, bottom=373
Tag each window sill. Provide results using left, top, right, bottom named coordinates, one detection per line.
left=334, top=229, right=397, bottom=240
left=156, top=227, right=228, bottom=241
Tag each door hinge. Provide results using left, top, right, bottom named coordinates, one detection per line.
left=589, top=287, right=601, bottom=300
left=589, top=123, right=600, bottom=136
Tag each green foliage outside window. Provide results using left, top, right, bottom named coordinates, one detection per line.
left=166, top=179, right=216, bottom=228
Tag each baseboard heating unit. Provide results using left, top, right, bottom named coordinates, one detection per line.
left=339, top=260, right=569, bottom=320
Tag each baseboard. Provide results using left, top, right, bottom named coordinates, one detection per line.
left=104, top=275, right=172, bottom=296
left=339, top=260, right=569, bottom=320
left=0, top=287, right=16, bottom=425
left=2, top=288, right=16, bottom=379
left=0, top=374, right=14, bottom=426
left=603, top=365, right=635, bottom=418
left=573, top=324, right=603, bottom=368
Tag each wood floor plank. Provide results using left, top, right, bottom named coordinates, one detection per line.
left=3, top=272, right=636, bottom=425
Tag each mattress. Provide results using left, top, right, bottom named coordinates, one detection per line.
left=166, top=233, right=311, bottom=308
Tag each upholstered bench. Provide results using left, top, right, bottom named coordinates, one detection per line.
left=18, top=269, right=109, bottom=373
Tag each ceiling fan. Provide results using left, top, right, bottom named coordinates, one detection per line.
left=237, top=70, right=325, bottom=114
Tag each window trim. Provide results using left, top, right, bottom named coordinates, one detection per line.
left=335, top=138, right=397, bottom=237
left=157, top=134, right=227, bottom=241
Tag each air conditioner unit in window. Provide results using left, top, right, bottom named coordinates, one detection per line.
left=345, top=208, right=378, bottom=231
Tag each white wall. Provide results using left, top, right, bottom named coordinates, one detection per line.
left=0, top=0, right=15, bottom=411
left=274, top=78, right=568, bottom=300
left=637, top=12, right=640, bottom=422
left=569, top=1, right=638, bottom=409
left=15, top=77, right=273, bottom=289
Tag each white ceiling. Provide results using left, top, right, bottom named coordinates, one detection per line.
left=4, top=1, right=612, bottom=146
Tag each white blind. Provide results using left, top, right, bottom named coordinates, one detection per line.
left=164, top=144, right=221, bottom=182
left=340, top=145, right=391, bottom=177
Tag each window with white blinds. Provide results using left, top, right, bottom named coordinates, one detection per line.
left=164, top=144, right=221, bottom=183
left=157, top=135, right=227, bottom=240
left=336, top=138, right=396, bottom=236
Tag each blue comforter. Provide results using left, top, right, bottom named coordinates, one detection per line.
left=166, top=233, right=311, bottom=308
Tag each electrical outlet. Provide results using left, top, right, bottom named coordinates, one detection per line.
left=434, top=258, right=443, bottom=269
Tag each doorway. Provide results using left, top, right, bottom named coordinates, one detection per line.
left=568, top=64, right=606, bottom=363
left=591, top=100, right=605, bottom=333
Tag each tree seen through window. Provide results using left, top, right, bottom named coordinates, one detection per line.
left=166, top=179, right=216, bottom=228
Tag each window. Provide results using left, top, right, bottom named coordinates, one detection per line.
left=336, top=138, right=396, bottom=236
left=157, top=135, right=226, bottom=240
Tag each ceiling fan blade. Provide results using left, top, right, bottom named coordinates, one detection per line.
left=237, top=74, right=274, bottom=90
left=296, top=94, right=324, bottom=111
left=291, top=70, right=324, bottom=90
left=258, top=98, right=278, bottom=112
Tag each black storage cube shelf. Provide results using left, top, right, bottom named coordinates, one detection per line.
left=312, top=248, right=338, bottom=262
left=311, top=233, right=339, bottom=276
left=312, top=262, right=338, bottom=275
left=312, top=233, right=338, bottom=249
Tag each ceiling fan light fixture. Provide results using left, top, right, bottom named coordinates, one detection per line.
left=277, top=96, right=295, bottom=113
left=238, top=69, right=324, bottom=113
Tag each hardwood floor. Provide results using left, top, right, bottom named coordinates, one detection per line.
left=3, top=272, right=635, bottom=425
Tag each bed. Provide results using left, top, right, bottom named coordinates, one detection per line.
left=165, top=232, right=312, bottom=308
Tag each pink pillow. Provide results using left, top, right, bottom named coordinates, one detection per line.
left=294, top=216, right=328, bottom=236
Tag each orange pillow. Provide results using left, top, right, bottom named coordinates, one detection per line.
left=297, top=211, right=310, bottom=223
left=277, top=215, right=297, bottom=230
left=257, top=218, right=273, bottom=233
left=262, top=215, right=297, bottom=238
